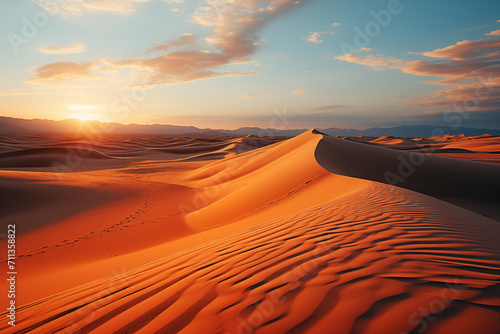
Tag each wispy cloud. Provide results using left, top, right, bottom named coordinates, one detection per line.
left=291, top=89, right=308, bottom=95
left=311, top=105, right=349, bottom=111
left=335, top=54, right=406, bottom=70
left=164, top=0, right=185, bottom=13
left=33, top=0, right=152, bottom=16
left=146, top=34, right=197, bottom=54
left=305, top=22, right=341, bottom=43
left=335, top=37, right=500, bottom=113
left=99, top=53, right=257, bottom=86
left=146, top=101, right=178, bottom=106
left=0, top=91, right=44, bottom=96
left=306, top=32, right=324, bottom=43
left=191, top=0, right=300, bottom=59
left=454, top=24, right=487, bottom=33
left=38, top=43, right=86, bottom=55
left=241, top=91, right=277, bottom=98
left=408, top=39, right=500, bottom=61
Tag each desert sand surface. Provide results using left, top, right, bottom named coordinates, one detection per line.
left=1, top=130, right=499, bottom=333
left=350, top=134, right=500, bottom=165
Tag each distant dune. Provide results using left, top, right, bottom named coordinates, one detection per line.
left=316, top=134, right=500, bottom=221
left=0, top=130, right=499, bottom=333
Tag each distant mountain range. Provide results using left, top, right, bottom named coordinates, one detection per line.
left=228, top=126, right=500, bottom=137
left=1, top=116, right=499, bottom=138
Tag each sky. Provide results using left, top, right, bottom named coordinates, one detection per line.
left=0, top=0, right=499, bottom=130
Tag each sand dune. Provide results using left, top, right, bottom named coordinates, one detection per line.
left=1, top=130, right=499, bottom=333
left=354, top=134, right=500, bottom=152
left=0, top=133, right=281, bottom=162
left=315, top=135, right=500, bottom=221
left=0, top=148, right=117, bottom=168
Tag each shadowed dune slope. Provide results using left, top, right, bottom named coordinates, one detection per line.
left=0, top=176, right=124, bottom=234
left=314, top=135, right=500, bottom=221
left=0, top=148, right=117, bottom=168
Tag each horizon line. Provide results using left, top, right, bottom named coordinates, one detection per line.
left=2, top=115, right=500, bottom=132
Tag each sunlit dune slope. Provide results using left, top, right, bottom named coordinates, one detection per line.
left=0, top=130, right=499, bottom=333
left=180, top=130, right=368, bottom=231
left=359, top=134, right=500, bottom=153
left=352, top=134, right=500, bottom=165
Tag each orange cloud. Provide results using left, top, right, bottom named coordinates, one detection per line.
left=335, top=38, right=500, bottom=112
left=305, top=22, right=340, bottom=43
left=28, top=61, right=98, bottom=83
left=292, top=90, right=308, bottom=95
left=306, top=32, right=323, bottom=43
left=409, top=39, right=500, bottom=61
left=485, top=29, right=500, bottom=36
left=193, top=0, right=300, bottom=59
left=335, top=54, right=407, bottom=70
left=100, top=51, right=256, bottom=86
left=146, top=34, right=197, bottom=54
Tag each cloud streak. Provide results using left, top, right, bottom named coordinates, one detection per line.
left=38, top=43, right=86, bottom=54
left=146, top=34, right=197, bottom=54
left=305, top=22, right=341, bottom=43
left=311, top=105, right=349, bottom=111
left=241, top=91, right=277, bottom=98
left=33, top=0, right=152, bottom=16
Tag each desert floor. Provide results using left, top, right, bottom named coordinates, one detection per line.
left=0, top=130, right=499, bottom=333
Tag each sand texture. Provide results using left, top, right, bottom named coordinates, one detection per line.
left=1, top=130, right=499, bottom=333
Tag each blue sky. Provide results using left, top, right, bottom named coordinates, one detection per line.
left=1, top=0, right=499, bottom=129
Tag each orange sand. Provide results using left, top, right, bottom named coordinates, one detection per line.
left=0, top=130, right=499, bottom=333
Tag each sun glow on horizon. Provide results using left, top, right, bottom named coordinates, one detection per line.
left=67, top=104, right=102, bottom=122
left=70, top=113, right=97, bottom=121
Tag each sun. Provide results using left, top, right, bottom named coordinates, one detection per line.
left=71, top=113, right=95, bottom=121
left=67, top=105, right=101, bottom=122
